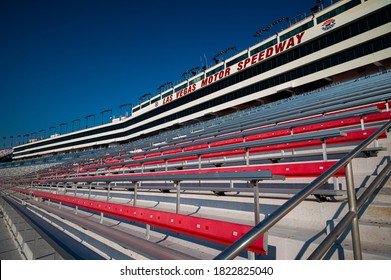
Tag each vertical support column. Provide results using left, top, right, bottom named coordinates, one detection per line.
left=290, top=128, right=295, bottom=156
left=323, top=138, right=336, bottom=189
left=133, top=181, right=139, bottom=207
left=321, top=139, right=328, bottom=161
left=345, top=162, right=362, bottom=260
left=333, top=177, right=339, bottom=191
left=74, top=183, right=77, bottom=197
left=100, top=212, right=104, bottom=224
left=249, top=180, right=260, bottom=260
left=106, top=182, right=111, bottom=202
left=146, top=224, right=151, bottom=240
left=374, top=139, right=379, bottom=148
left=245, top=148, right=250, bottom=166
left=198, top=155, right=202, bottom=169
left=252, top=180, right=261, bottom=225
left=360, top=116, right=365, bottom=131
left=175, top=180, right=181, bottom=214
left=88, top=183, right=92, bottom=200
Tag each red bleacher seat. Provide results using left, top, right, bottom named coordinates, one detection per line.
left=13, top=188, right=267, bottom=254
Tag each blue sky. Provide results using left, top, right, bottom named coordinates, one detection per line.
left=0, top=0, right=316, bottom=148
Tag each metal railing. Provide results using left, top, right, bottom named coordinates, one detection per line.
left=214, top=119, right=391, bottom=260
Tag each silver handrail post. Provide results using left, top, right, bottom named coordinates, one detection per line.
left=345, top=162, right=362, bottom=260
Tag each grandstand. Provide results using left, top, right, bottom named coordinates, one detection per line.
left=1, top=72, right=391, bottom=260
left=0, top=149, right=13, bottom=162
left=1, top=0, right=391, bottom=260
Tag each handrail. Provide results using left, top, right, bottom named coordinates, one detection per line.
left=214, top=119, right=391, bottom=260
left=308, top=160, right=391, bottom=259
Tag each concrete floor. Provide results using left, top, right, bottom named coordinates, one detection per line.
left=0, top=210, right=23, bottom=260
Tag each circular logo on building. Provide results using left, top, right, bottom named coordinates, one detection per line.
left=155, top=102, right=159, bottom=107
left=322, top=18, right=336, bottom=31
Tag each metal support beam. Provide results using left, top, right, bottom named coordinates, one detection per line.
left=249, top=180, right=261, bottom=260
left=360, top=117, right=365, bottom=130
left=290, top=128, right=295, bottom=156
left=322, top=139, right=328, bottom=161
left=88, top=183, right=92, bottom=199
left=146, top=224, right=151, bottom=240
left=175, top=181, right=181, bottom=214
left=106, top=182, right=111, bottom=202
left=252, top=180, right=261, bottom=225
left=133, top=181, right=139, bottom=207
left=333, top=177, right=339, bottom=191
left=247, top=251, right=255, bottom=260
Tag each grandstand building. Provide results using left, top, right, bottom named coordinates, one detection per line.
left=12, top=0, right=391, bottom=160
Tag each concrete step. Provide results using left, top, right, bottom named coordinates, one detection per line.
left=358, top=219, right=391, bottom=245
left=361, top=201, right=391, bottom=223
left=0, top=210, right=23, bottom=260
left=0, top=198, right=63, bottom=260
left=354, top=174, right=391, bottom=191
left=265, top=224, right=391, bottom=260
left=327, top=218, right=391, bottom=245
left=356, top=186, right=391, bottom=204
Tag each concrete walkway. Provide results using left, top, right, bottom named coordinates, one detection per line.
left=0, top=209, right=23, bottom=260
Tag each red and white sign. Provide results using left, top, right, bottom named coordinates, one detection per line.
left=322, top=19, right=336, bottom=31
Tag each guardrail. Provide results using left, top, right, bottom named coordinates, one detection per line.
left=214, top=119, right=391, bottom=260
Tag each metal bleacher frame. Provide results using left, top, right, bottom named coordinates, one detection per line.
left=81, top=107, right=384, bottom=172
left=18, top=72, right=390, bottom=200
